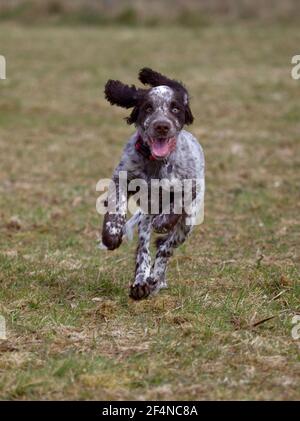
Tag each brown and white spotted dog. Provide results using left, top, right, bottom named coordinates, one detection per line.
left=100, top=68, right=205, bottom=300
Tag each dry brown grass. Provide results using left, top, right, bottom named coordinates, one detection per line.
left=0, top=21, right=299, bottom=400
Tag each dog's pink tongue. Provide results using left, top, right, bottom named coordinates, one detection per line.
left=151, top=140, right=171, bottom=158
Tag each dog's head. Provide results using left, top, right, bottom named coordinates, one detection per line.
left=104, top=68, right=194, bottom=160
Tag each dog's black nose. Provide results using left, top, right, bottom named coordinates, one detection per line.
left=154, top=121, right=171, bottom=137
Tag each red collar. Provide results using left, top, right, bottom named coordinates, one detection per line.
left=135, top=135, right=156, bottom=161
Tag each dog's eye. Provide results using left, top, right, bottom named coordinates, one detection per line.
left=171, top=106, right=180, bottom=114
left=145, top=105, right=153, bottom=113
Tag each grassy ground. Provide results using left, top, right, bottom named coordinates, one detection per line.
left=0, top=22, right=299, bottom=400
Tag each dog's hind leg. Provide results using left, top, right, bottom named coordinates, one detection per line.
left=152, top=212, right=181, bottom=234
left=150, top=217, right=192, bottom=293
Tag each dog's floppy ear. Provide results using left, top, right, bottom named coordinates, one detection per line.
left=139, top=67, right=180, bottom=90
left=126, top=107, right=139, bottom=125
left=104, top=80, right=140, bottom=109
left=138, top=67, right=186, bottom=94
left=139, top=68, right=194, bottom=125
left=185, top=104, right=194, bottom=125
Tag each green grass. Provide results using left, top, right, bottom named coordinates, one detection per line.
left=0, top=22, right=299, bottom=400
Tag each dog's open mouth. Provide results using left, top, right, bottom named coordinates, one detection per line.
left=149, top=137, right=176, bottom=159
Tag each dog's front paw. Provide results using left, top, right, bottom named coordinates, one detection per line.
left=102, top=213, right=125, bottom=250
left=102, top=232, right=123, bottom=250
left=129, top=283, right=151, bottom=300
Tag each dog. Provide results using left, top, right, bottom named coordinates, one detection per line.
left=100, top=68, right=205, bottom=300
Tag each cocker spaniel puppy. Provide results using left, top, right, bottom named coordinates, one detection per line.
left=100, top=68, right=205, bottom=300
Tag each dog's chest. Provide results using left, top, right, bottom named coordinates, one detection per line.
left=144, top=161, right=181, bottom=185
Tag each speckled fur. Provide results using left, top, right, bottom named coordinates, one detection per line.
left=102, top=69, right=205, bottom=300
left=102, top=128, right=205, bottom=299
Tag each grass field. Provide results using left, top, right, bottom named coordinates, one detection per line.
left=0, top=21, right=299, bottom=400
